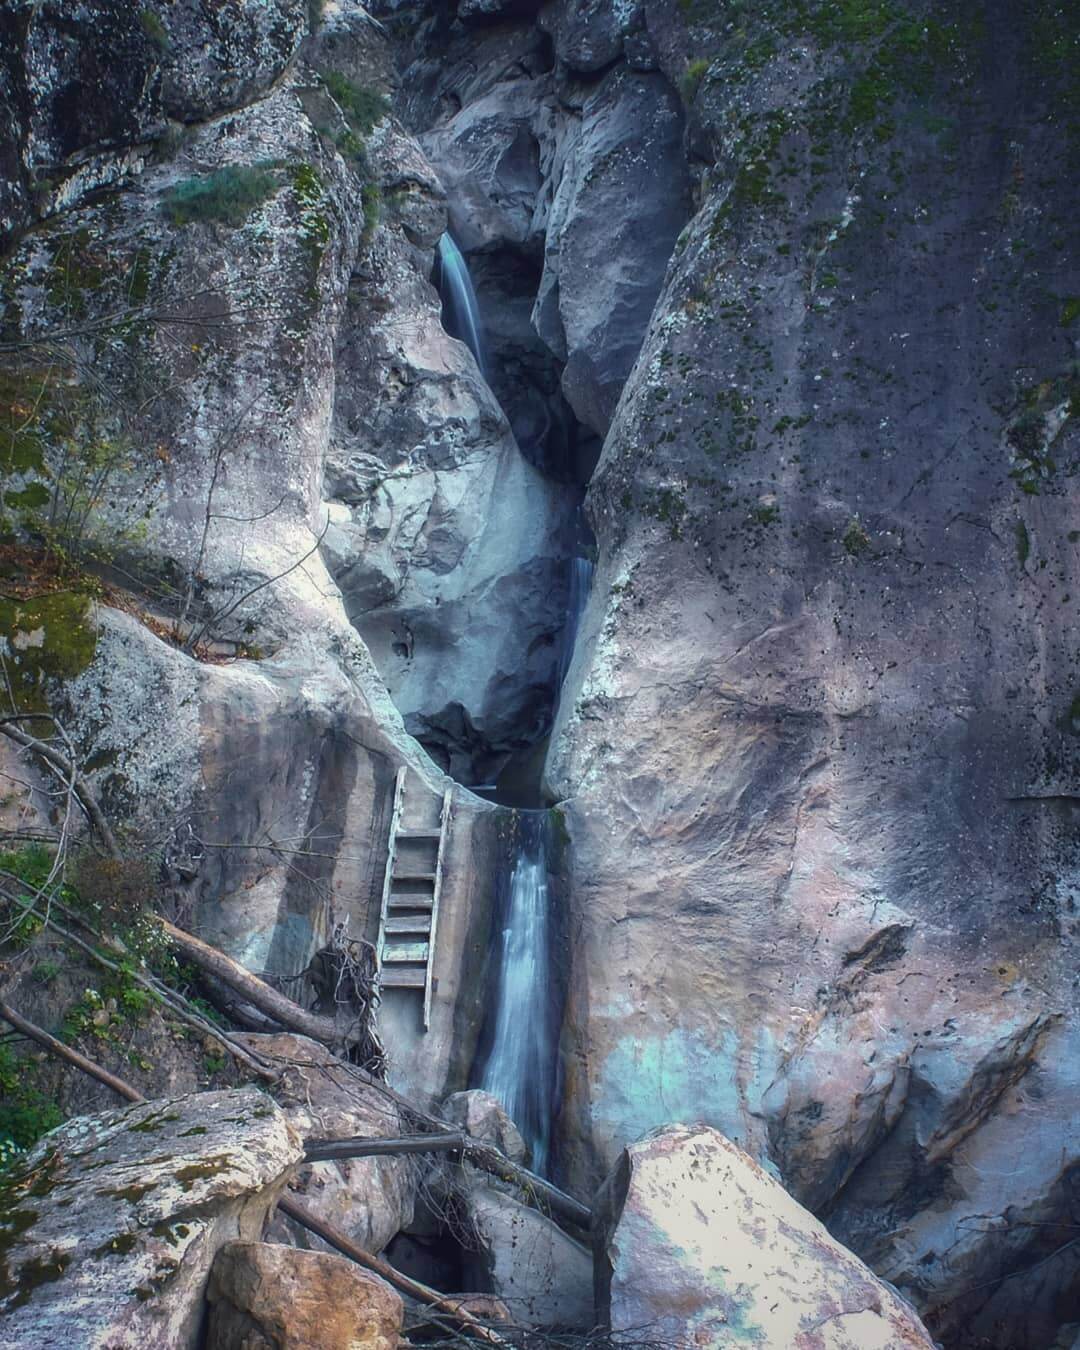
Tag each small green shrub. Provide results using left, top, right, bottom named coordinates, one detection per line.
left=31, top=958, right=62, bottom=985
left=139, top=8, right=170, bottom=53
left=163, top=165, right=278, bottom=227
left=0, top=1045, right=63, bottom=1151
left=680, top=58, right=710, bottom=103
left=361, top=183, right=381, bottom=240
left=321, top=71, right=390, bottom=136
left=842, top=516, right=872, bottom=556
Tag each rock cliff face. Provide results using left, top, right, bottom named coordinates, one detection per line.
left=0, top=0, right=529, bottom=1109
left=534, top=1, right=1080, bottom=1344
left=2, top=0, right=1079, bottom=1345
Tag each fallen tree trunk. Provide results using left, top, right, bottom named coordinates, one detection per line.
left=277, top=1195, right=508, bottom=1346
left=306, top=1132, right=469, bottom=1161
left=159, top=918, right=350, bottom=1048
left=0, top=1000, right=506, bottom=1345
left=0, top=997, right=143, bottom=1104
left=0, top=719, right=350, bottom=1051
left=305, top=1132, right=592, bottom=1228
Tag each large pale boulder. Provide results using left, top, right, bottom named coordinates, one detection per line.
left=441, top=1088, right=526, bottom=1163
left=596, top=1124, right=936, bottom=1350
left=237, top=1033, right=415, bottom=1255
left=0, top=1089, right=302, bottom=1350
left=466, top=1187, right=593, bottom=1330
left=206, top=1241, right=402, bottom=1350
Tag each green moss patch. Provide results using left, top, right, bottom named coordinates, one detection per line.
left=320, top=71, right=389, bottom=136
left=0, top=591, right=97, bottom=712
left=163, top=166, right=279, bottom=228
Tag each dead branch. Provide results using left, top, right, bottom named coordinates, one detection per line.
left=0, top=997, right=143, bottom=1103
left=0, top=998, right=507, bottom=1347
left=305, top=1132, right=469, bottom=1161
left=0, top=877, right=279, bottom=1083
left=304, top=1132, right=592, bottom=1228
left=276, top=1194, right=508, bottom=1346
left=0, top=717, right=120, bottom=858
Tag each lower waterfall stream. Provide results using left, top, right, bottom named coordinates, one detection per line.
left=476, top=548, right=593, bottom=1174
left=478, top=812, right=556, bottom=1174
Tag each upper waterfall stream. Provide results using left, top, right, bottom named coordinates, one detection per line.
left=435, top=232, right=485, bottom=374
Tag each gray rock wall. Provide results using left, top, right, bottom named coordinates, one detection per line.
left=540, top=1, right=1080, bottom=1343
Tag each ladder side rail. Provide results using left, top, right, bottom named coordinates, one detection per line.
left=375, top=767, right=407, bottom=977
left=423, top=788, right=453, bottom=1031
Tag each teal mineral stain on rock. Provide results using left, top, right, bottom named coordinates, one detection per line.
left=597, top=1024, right=743, bottom=1143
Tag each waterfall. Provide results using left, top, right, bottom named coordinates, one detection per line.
left=479, top=813, right=555, bottom=1174
left=558, top=553, right=595, bottom=689
left=435, top=232, right=485, bottom=374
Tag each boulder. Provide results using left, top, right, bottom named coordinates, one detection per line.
left=466, top=1187, right=593, bottom=1330
left=441, top=1088, right=526, bottom=1163
left=532, top=64, right=691, bottom=437
left=236, top=1033, right=415, bottom=1256
left=0, top=1088, right=301, bottom=1350
left=595, top=1124, right=937, bottom=1350
left=206, top=1241, right=402, bottom=1350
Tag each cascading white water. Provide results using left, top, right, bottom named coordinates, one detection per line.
left=480, top=813, right=554, bottom=1174
left=478, top=547, right=593, bottom=1172
left=557, top=553, right=595, bottom=689
left=435, top=232, right=485, bottom=374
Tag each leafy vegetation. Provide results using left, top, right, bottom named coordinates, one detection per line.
left=842, top=516, right=872, bottom=556
left=361, top=183, right=381, bottom=241
left=162, top=165, right=279, bottom=227
left=680, top=58, right=711, bottom=103
left=138, top=8, right=170, bottom=53
left=0, top=1046, right=63, bottom=1155
left=320, top=71, right=390, bottom=136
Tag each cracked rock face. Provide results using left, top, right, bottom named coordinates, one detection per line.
left=0, top=1089, right=301, bottom=1350
left=537, top=0, right=1080, bottom=1344
left=595, top=1124, right=937, bottom=1350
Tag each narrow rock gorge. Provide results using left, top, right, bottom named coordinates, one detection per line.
left=0, top=0, right=1077, bottom=1346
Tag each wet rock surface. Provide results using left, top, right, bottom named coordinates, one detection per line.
left=0, top=1089, right=301, bottom=1350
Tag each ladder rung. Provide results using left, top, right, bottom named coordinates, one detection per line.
left=385, top=916, right=432, bottom=935
left=397, top=829, right=441, bottom=839
left=381, top=967, right=427, bottom=988
left=383, top=942, right=429, bottom=962
left=392, top=871, right=437, bottom=882
left=387, top=894, right=434, bottom=910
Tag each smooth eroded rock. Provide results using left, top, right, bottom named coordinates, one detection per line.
left=595, top=1123, right=937, bottom=1350
left=0, top=1088, right=301, bottom=1350
left=237, top=1033, right=415, bottom=1256
left=206, top=1240, right=402, bottom=1350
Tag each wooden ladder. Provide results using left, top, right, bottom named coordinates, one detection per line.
left=375, top=767, right=452, bottom=1031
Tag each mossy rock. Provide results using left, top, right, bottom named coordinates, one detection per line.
left=0, top=592, right=98, bottom=712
